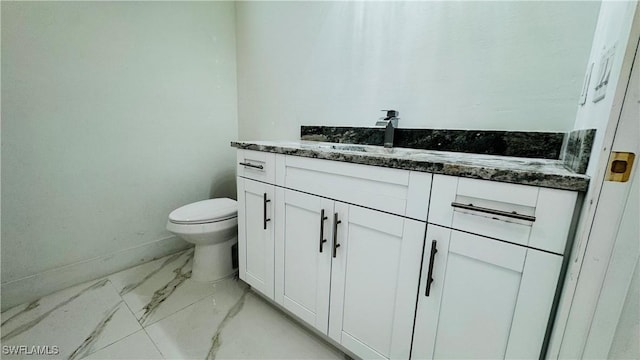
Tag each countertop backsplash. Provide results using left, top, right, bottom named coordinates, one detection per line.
left=562, top=128, right=597, bottom=174
left=301, top=126, right=595, bottom=174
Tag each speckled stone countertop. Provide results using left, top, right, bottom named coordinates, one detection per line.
left=231, top=140, right=590, bottom=192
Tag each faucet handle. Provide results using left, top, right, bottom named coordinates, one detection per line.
left=381, top=110, right=399, bottom=119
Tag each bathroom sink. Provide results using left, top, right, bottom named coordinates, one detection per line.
left=302, top=142, right=403, bottom=155
left=301, top=142, right=366, bottom=152
left=329, top=144, right=369, bottom=152
left=341, top=145, right=410, bottom=156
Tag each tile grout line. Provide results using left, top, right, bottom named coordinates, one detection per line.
left=77, top=280, right=142, bottom=358
left=110, top=274, right=166, bottom=359
left=139, top=289, right=212, bottom=328
left=141, top=292, right=234, bottom=360
left=140, top=291, right=216, bottom=328
left=113, top=251, right=217, bottom=358
left=140, top=325, right=166, bottom=359
left=106, top=279, right=166, bottom=359
left=114, top=278, right=166, bottom=359
left=142, top=278, right=245, bottom=359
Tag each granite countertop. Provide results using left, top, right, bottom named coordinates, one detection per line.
left=231, top=140, right=590, bottom=192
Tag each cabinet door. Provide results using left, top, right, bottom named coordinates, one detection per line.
left=237, top=177, right=275, bottom=299
left=274, top=189, right=333, bottom=333
left=412, top=226, right=562, bottom=359
left=329, top=203, right=425, bottom=360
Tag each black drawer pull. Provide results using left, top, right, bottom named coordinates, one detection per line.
left=332, top=213, right=341, bottom=258
left=263, top=193, right=271, bottom=230
left=425, top=240, right=438, bottom=297
left=319, top=209, right=328, bottom=253
left=239, top=162, right=264, bottom=170
left=451, top=202, right=536, bottom=222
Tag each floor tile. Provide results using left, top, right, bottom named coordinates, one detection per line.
left=144, top=277, right=248, bottom=359
left=1, top=279, right=141, bottom=360
left=145, top=278, right=343, bottom=360
left=84, top=330, right=163, bottom=360
left=108, top=248, right=216, bottom=326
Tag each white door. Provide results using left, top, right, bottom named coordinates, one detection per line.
left=237, top=177, right=275, bottom=299
left=584, top=167, right=639, bottom=358
left=412, top=226, right=562, bottom=359
left=328, top=203, right=425, bottom=360
left=274, top=189, right=333, bottom=333
left=581, top=38, right=639, bottom=359
left=550, top=8, right=639, bottom=358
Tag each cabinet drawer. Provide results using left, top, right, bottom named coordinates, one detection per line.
left=236, top=149, right=276, bottom=184
left=283, top=155, right=431, bottom=219
left=429, top=175, right=578, bottom=254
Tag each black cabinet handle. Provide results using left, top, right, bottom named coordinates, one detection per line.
left=425, top=240, right=438, bottom=297
left=319, top=209, right=328, bottom=253
left=239, top=162, right=264, bottom=170
left=451, top=202, right=536, bottom=222
left=332, top=213, right=342, bottom=258
left=263, top=193, right=271, bottom=230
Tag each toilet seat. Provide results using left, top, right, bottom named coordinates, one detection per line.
left=169, top=198, right=237, bottom=225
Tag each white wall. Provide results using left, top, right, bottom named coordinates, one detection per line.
left=236, top=1, right=600, bottom=140
left=1, top=2, right=238, bottom=307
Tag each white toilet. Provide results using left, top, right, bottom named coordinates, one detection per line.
left=166, top=198, right=238, bottom=282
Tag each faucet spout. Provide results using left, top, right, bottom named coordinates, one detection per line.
left=379, top=109, right=399, bottom=148
left=384, top=121, right=395, bottom=148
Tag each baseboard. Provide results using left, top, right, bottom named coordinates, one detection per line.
left=1, top=236, right=191, bottom=311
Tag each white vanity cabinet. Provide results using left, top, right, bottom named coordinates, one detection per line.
left=412, top=174, right=578, bottom=359
left=236, top=150, right=277, bottom=299
left=273, top=158, right=430, bottom=360
left=237, top=149, right=432, bottom=360
left=412, top=225, right=563, bottom=359
left=273, top=187, right=425, bottom=359
left=235, top=147, right=581, bottom=360
left=326, top=203, right=425, bottom=360
left=273, top=189, right=333, bottom=333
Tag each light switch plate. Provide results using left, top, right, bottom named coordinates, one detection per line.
left=593, top=44, right=616, bottom=103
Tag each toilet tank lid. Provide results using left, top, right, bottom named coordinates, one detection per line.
left=169, top=198, right=237, bottom=224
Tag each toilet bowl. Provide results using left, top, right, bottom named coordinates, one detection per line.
left=166, top=198, right=238, bottom=282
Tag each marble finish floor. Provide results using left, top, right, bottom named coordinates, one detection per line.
left=1, top=249, right=344, bottom=360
